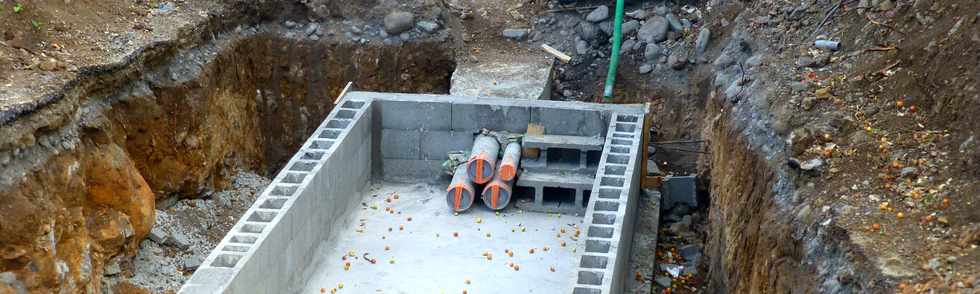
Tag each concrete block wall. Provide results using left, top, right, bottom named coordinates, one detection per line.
left=573, top=113, right=645, bottom=294
left=179, top=98, right=374, bottom=293
left=181, top=91, right=648, bottom=294
left=361, top=92, right=625, bottom=183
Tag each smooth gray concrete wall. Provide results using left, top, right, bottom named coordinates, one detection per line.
left=179, top=99, right=373, bottom=294
left=354, top=92, right=643, bottom=183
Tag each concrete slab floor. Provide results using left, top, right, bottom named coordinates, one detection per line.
left=302, top=182, right=585, bottom=293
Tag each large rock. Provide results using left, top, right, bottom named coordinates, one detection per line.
left=621, top=20, right=640, bottom=35
left=644, top=43, right=662, bottom=61
left=502, top=28, right=529, bottom=40
left=666, top=13, right=683, bottom=32
left=637, top=16, right=669, bottom=43
left=668, top=51, right=688, bottom=70
left=586, top=5, right=610, bottom=22
left=384, top=11, right=415, bottom=34
left=577, top=22, right=600, bottom=41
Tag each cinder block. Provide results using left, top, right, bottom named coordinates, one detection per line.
left=382, top=159, right=447, bottom=182
left=451, top=103, right=530, bottom=133
left=421, top=130, right=474, bottom=160
left=380, top=129, right=420, bottom=159
left=532, top=108, right=606, bottom=136
left=379, top=100, right=451, bottom=130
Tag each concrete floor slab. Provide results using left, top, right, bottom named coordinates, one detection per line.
left=302, top=182, right=585, bottom=293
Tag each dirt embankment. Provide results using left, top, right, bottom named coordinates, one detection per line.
left=0, top=1, right=455, bottom=292
left=693, top=0, right=979, bottom=292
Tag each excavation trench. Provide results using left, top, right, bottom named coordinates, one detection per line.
left=0, top=2, right=881, bottom=294
left=0, top=22, right=455, bottom=292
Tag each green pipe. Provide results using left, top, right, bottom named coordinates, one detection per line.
left=602, top=0, right=626, bottom=100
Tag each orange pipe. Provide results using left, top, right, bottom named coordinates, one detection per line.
left=446, top=165, right=475, bottom=212
left=498, top=142, right=521, bottom=181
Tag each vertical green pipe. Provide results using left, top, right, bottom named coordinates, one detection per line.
left=602, top=0, right=626, bottom=100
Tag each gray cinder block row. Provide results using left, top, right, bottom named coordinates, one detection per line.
left=180, top=98, right=374, bottom=294
left=574, top=113, right=645, bottom=294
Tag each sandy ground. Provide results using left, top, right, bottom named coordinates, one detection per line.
left=303, top=182, right=586, bottom=294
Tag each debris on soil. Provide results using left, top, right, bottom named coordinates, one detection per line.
left=101, top=171, right=269, bottom=292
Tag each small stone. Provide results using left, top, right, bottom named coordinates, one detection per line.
left=654, top=6, right=668, bottom=16
left=668, top=52, right=687, bottom=70
left=637, top=16, right=669, bottom=43
left=502, top=28, right=529, bottom=40
left=849, top=130, right=871, bottom=145
left=183, top=255, right=203, bottom=271
left=305, top=23, right=320, bottom=36
left=598, top=20, right=613, bottom=36
left=927, top=258, right=941, bottom=270
left=284, top=20, right=297, bottom=29
left=586, top=6, right=610, bottom=22
left=621, top=20, right=640, bottom=35
left=878, top=0, right=895, bottom=11
left=626, top=9, right=650, bottom=19
left=575, top=39, right=590, bottom=55
left=695, top=28, right=711, bottom=56
left=103, top=258, right=122, bottom=276
left=680, top=19, right=692, bottom=31
left=800, top=158, right=824, bottom=171
left=788, top=81, right=808, bottom=93
left=665, top=14, right=683, bottom=32
left=384, top=11, right=415, bottom=34
left=639, top=64, right=653, bottom=74
left=417, top=21, right=440, bottom=33
left=655, top=276, right=672, bottom=288
left=620, top=39, right=636, bottom=54
left=577, top=22, right=599, bottom=41
left=167, top=230, right=191, bottom=250
left=899, top=167, right=918, bottom=178
left=678, top=244, right=701, bottom=261
left=148, top=227, right=168, bottom=244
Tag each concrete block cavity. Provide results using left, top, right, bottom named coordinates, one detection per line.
left=578, top=271, right=604, bottom=285
left=588, top=226, right=614, bottom=238
left=379, top=100, right=451, bottom=130
left=580, top=255, right=609, bottom=269
left=309, top=140, right=334, bottom=150
left=211, top=254, right=243, bottom=268
left=269, top=185, right=297, bottom=197
left=596, top=188, right=620, bottom=199
left=592, top=213, right=616, bottom=225
left=246, top=211, right=277, bottom=223
left=573, top=287, right=603, bottom=294
left=300, top=151, right=324, bottom=160
left=586, top=239, right=612, bottom=253
left=381, top=129, right=421, bottom=159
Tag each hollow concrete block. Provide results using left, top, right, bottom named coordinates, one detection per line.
left=379, top=100, right=451, bottom=130
left=421, top=130, right=474, bottom=160
left=450, top=103, right=530, bottom=133
left=381, top=129, right=420, bottom=159
left=532, top=107, right=607, bottom=136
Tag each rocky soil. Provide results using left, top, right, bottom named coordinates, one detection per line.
left=102, top=171, right=269, bottom=293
